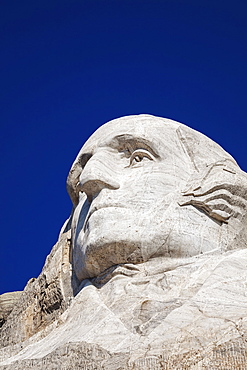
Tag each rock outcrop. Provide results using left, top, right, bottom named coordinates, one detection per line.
left=0, top=292, right=22, bottom=328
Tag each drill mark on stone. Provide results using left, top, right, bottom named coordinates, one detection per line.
left=223, top=168, right=236, bottom=174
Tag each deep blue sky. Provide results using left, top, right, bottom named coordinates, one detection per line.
left=1, top=0, right=246, bottom=294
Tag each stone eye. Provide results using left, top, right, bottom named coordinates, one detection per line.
left=129, top=149, right=154, bottom=166
left=134, top=155, right=142, bottom=162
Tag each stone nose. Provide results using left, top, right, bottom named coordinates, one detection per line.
left=79, top=151, right=120, bottom=202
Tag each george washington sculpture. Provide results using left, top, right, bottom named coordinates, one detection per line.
left=1, top=115, right=247, bottom=369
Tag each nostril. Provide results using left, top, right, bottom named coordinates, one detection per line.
left=81, top=179, right=120, bottom=202
left=82, top=181, right=103, bottom=201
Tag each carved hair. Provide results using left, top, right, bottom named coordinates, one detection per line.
left=176, top=126, right=247, bottom=230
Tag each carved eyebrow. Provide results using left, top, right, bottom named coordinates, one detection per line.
left=108, top=134, right=160, bottom=158
left=76, top=135, right=159, bottom=169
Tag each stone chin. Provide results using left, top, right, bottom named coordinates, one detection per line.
left=74, top=240, right=144, bottom=281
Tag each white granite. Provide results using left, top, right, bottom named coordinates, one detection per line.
left=1, top=115, right=247, bottom=369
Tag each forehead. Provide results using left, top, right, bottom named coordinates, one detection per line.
left=79, top=115, right=180, bottom=154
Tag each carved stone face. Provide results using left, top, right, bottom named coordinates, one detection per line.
left=68, top=115, right=244, bottom=281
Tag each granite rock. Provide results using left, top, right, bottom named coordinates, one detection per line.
left=0, top=292, right=22, bottom=328
left=1, top=115, right=247, bottom=369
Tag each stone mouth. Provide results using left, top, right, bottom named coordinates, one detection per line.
left=83, top=204, right=126, bottom=231
left=91, top=263, right=141, bottom=288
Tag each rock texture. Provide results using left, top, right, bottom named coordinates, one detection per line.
left=0, top=292, right=22, bottom=328
left=1, top=115, right=247, bottom=369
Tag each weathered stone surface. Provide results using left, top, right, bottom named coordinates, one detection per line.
left=0, top=292, right=22, bottom=328
left=0, top=340, right=247, bottom=369
left=0, top=230, right=72, bottom=349
left=1, top=115, right=247, bottom=369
